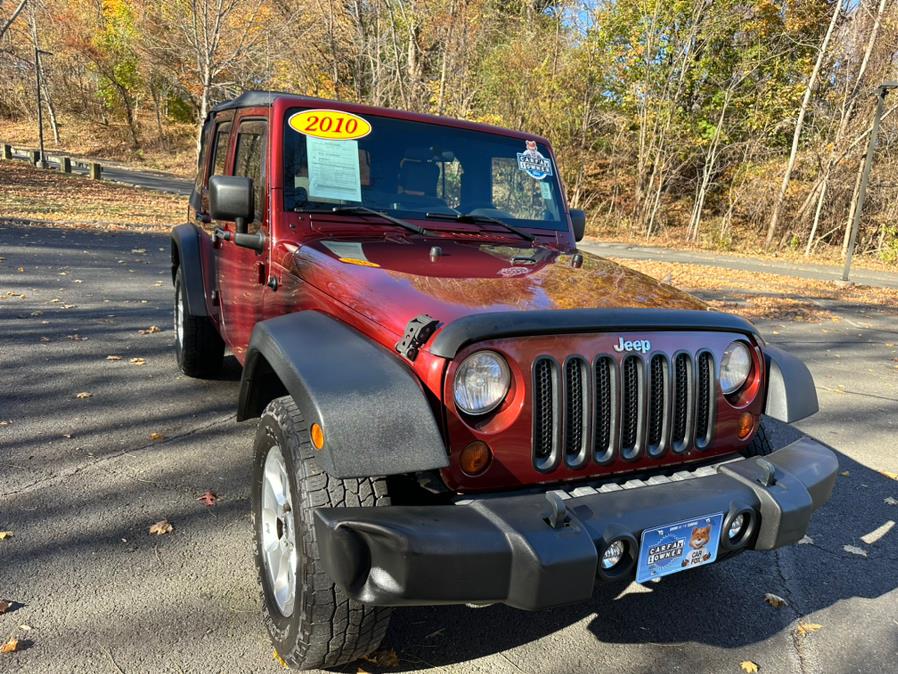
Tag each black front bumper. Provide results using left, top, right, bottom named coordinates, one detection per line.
left=314, top=438, right=837, bottom=610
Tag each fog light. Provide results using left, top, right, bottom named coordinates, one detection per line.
left=460, top=441, right=492, bottom=476
left=602, top=540, right=625, bottom=569
left=737, top=413, right=754, bottom=439
left=728, top=514, right=746, bottom=541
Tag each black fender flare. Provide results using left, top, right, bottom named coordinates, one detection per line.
left=238, top=311, right=449, bottom=478
left=763, top=345, right=819, bottom=423
left=170, top=223, right=212, bottom=317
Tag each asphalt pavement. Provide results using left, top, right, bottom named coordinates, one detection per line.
left=1, top=223, right=897, bottom=673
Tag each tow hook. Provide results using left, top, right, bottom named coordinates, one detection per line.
left=543, top=492, right=570, bottom=529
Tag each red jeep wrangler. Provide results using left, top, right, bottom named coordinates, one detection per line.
left=171, top=91, right=837, bottom=670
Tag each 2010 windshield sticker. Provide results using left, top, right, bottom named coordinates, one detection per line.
left=517, top=140, right=553, bottom=180
left=288, top=109, right=372, bottom=141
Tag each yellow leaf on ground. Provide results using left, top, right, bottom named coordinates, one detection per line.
left=106, top=355, right=122, bottom=361
left=273, top=650, right=289, bottom=668
left=0, top=532, right=11, bottom=540
left=149, top=432, right=165, bottom=441
left=0, top=600, right=12, bottom=614
left=75, top=391, right=93, bottom=399
left=138, top=325, right=161, bottom=335
left=839, top=471, right=849, bottom=477
left=796, top=622, right=822, bottom=637
left=740, top=661, right=759, bottom=673
left=0, top=638, right=18, bottom=654
left=764, top=593, right=786, bottom=608
left=129, top=357, right=146, bottom=366
left=148, top=519, right=173, bottom=536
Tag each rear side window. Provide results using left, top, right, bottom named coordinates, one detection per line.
left=233, top=120, right=267, bottom=231
left=211, top=122, right=232, bottom=177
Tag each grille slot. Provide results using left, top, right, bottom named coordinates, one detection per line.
left=563, top=358, right=589, bottom=466
left=593, top=356, right=615, bottom=463
left=620, top=356, right=643, bottom=459
left=671, top=353, right=692, bottom=452
left=533, top=358, right=558, bottom=470
left=647, top=354, right=667, bottom=456
left=695, top=352, right=714, bottom=447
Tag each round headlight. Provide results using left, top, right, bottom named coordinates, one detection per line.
left=720, top=341, right=752, bottom=395
left=453, top=351, right=511, bottom=415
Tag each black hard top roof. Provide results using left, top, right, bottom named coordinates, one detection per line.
left=210, top=90, right=328, bottom=113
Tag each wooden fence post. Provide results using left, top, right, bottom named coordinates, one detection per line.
left=88, top=162, right=102, bottom=179
left=61, top=156, right=72, bottom=173
left=28, top=149, right=39, bottom=165
left=1, top=144, right=11, bottom=160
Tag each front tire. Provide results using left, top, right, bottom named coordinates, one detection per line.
left=173, top=267, right=224, bottom=377
left=744, top=420, right=773, bottom=456
left=251, top=396, right=392, bottom=670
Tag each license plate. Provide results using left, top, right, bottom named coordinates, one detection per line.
left=636, top=513, right=724, bottom=584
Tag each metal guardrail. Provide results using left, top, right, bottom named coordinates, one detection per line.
left=2, top=142, right=102, bottom=178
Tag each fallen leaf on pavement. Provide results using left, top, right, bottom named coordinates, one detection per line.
left=363, top=648, right=400, bottom=668
left=795, top=622, right=822, bottom=637
left=66, top=334, right=88, bottom=341
left=273, top=650, right=289, bottom=668
left=39, top=336, right=50, bottom=342
left=843, top=544, right=867, bottom=557
left=16, top=266, right=24, bottom=272
left=149, top=519, right=173, bottom=536
left=197, top=489, right=218, bottom=507
left=0, top=420, right=9, bottom=426
left=138, top=325, right=161, bottom=335
left=0, top=532, right=11, bottom=540
left=0, top=600, right=13, bottom=614
left=740, top=661, right=759, bottom=673
left=149, top=432, right=165, bottom=441
left=106, top=355, right=122, bottom=361
left=129, top=357, right=146, bottom=366
left=764, top=593, right=786, bottom=608
left=885, top=497, right=898, bottom=506
left=75, top=391, right=93, bottom=399
left=839, top=471, right=849, bottom=477
left=0, top=638, right=18, bottom=654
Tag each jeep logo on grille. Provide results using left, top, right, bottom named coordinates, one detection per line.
left=613, top=337, right=652, bottom=353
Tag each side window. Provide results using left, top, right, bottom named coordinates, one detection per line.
left=233, top=120, right=267, bottom=232
left=211, top=122, right=232, bottom=178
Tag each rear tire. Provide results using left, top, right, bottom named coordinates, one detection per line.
left=251, top=396, right=392, bottom=670
left=173, top=267, right=224, bottom=377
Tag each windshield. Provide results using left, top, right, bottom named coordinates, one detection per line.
left=283, top=108, right=567, bottom=232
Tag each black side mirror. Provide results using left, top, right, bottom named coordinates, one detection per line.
left=209, top=175, right=253, bottom=233
left=569, top=209, right=586, bottom=242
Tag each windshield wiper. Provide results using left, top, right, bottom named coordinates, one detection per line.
left=424, top=211, right=535, bottom=242
left=330, top=205, right=429, bottom=236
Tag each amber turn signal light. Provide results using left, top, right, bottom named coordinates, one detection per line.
left=460, top=441, right=492, bottom=476
left=737, top=413, right=754, bottom=440
left=310, top=423, right=325, bottom=450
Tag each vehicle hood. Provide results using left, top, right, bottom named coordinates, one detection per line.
left=292, top=236, right=706, bottom=342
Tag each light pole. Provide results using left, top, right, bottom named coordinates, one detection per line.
left=842, top=82, right=898, bottom=283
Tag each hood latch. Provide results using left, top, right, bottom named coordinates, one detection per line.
left=396, top=314, right=440, bottom=362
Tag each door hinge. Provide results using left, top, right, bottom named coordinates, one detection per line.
left=396, top=314, right=440, bottom=362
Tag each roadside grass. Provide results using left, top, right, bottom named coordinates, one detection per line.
left=0, top=161, right=186, bottom=231
left=612, top=258, right=898, bottom=322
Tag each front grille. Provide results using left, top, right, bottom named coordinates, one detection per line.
left=532, top=348, right=715, bottom=471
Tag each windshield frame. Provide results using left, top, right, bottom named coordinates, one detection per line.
left=280, top=105, right=570, bottom=233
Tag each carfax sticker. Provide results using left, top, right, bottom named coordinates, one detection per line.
left=636, top=512, right=723, bottom=584
left=517, top=140, right=553, bottom=180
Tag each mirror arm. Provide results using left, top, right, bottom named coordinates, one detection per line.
left=233, top=231, right=265, bottom=252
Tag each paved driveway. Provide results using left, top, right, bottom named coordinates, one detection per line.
left=1, top=224, right=897, bottom=673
